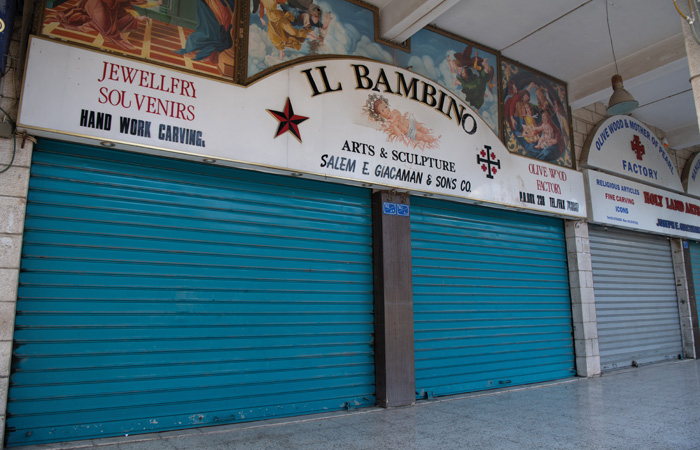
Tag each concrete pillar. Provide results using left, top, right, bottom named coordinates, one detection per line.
left=680, top=16, right=700, bottom=361
left=0, top=15, right=33, bottom=443
left=372, top=190, right=415, bottom=407
left=682, top=17, right=700, bottom=136
left=565, top=220, right=601, bottom=377
left=671, top=239, right=699, bottom=359
left=0, top=135, right=31, bottom=446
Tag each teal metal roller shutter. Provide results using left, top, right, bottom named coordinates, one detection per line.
left=589, top=225, right=682, bottom=371
left=411, top=197, right=575, bottom=398
left=7, top=140, right=375, bottom=446
left=691, top=241, right=700, bottom=324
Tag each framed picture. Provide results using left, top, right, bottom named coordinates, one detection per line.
left=501, top=58, right=573, bottom=168
left=40, top=0, right=238, bottom=79
left=244, top=0, right=402, bottom=81
left=396, top=26, right=500, bottom=137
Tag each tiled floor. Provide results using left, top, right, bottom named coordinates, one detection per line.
left=14, top=359, right=700, bottom=450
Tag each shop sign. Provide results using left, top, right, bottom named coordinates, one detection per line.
left=682, top=152, right=700, bottom=198
left=583, top=115, right=683, bottom=192
left=18, top=38, right=586, bottom=219
left=585, top=170, right=700, bottom=239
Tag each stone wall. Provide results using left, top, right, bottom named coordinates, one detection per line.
left=0, top=14, right=33, bottom=446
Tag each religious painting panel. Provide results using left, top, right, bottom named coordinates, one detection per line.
left=41, top=0, right=238, bottom=79
left=245, top=0, right=398, bottom=80
left=395, top=27, right=500, bottom=136
left=501, top=58, right=573, bottom=168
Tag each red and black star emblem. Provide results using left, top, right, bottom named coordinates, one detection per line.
left=267, top=98, right=309, bottom=143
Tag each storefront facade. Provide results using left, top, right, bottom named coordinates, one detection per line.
left=3, top=33, right=589, bottom=445
left=582, top=116, right=700, bottom=371
left=0, top=0, right=697, bottom=446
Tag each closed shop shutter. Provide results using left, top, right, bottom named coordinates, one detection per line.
left=589, top=225, right=682, bottom=371
left=688, top=241, right=700, bottom=333
left=7, top=140, right=375, bottom=446
left=411, top=197, right=575, bottom=398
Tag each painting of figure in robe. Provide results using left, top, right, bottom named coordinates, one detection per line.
left=176, top=0, right=236, bottom=65
left=247, top=0, right=395, bottom=79
left=42, top=0, right=238, bottom=79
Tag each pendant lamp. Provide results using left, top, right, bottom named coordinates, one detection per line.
left=606, top=74, right=639, bottom=115
left=605, top=0, right=638, bottom=115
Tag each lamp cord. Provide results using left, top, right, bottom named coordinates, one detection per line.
left=605, top=0, right=620, bottom=74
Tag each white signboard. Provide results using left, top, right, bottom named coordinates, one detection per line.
left=682, top=152, right=700, bottom=198
left=585, top=170, right=700, bottom=239
left=583, top=115, right=683, bottom=192
left=18, top=38, right=586, bottom=219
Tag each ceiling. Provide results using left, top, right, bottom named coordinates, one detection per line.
left=366, top=0, right=700, bottom=150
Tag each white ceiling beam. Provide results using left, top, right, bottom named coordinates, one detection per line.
left=379, top=0, right=461, bottom=43
left=569, top=33, right=686, bottom=109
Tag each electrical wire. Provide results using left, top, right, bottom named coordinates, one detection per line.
left=674, top=0, right=700, bottom=46
left=0, top=3, right=25, bottom=175
left=0, top=132, right=16, bottom=175
left=0, top=104, right=16, bottom=126
left=674, top=0, right=694, bottom=20
left=0, top=103, right=17, bottom=174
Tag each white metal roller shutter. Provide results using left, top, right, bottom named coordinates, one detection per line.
left=589, top=225, right=683, bottom=371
